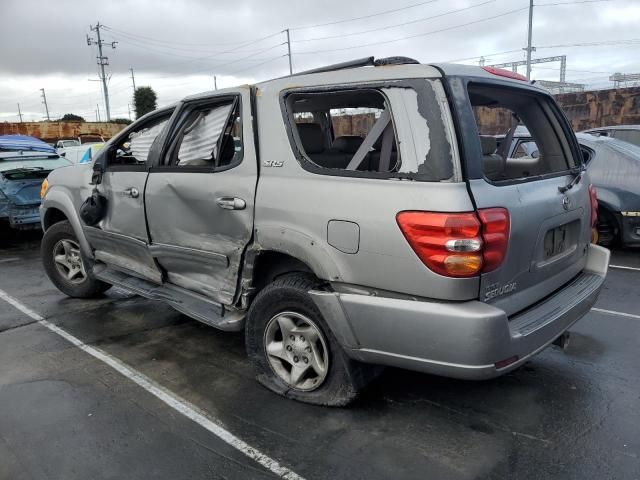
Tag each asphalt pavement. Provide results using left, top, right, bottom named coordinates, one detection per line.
left=0, top=230, right=638, bottom=480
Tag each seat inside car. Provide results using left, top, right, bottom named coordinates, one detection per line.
left=480, top=135, right=505, bottom=180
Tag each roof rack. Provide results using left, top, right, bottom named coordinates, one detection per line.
left=293, top=56, right=419, bottom=76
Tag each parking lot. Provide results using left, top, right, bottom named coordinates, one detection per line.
left=1, top=229, right=638, bottom=480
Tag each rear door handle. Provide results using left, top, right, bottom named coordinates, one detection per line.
left=123, top=187, right=139, bottom=198
left=216, top=197, right=246, bottom=210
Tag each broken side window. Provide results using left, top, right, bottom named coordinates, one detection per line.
left=283, top=81, right=456, bottom=181
left=168, top=100, right=242, bottom=169
left=110, top=112, right=173, bottom=166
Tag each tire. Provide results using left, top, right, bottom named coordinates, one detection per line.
left=596, top=208, right=619, bottom=249
left=245, top=272, right=372, bottom=406
left=42, top=221, right=111, bottom=298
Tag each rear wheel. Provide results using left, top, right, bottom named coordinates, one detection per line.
left=596, top=208, right=619, bottom=248
left=42, top=221, right=111, bottom=298
left=245, top=272, right=372, bottom=406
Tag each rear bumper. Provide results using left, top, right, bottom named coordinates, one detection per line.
left=8, top=204, right=42, bottom=229
left=311, top=244, right=609, bottom=380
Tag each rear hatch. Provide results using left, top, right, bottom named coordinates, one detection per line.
left=451, top=74, right=592, bottom=316
left=1, top=169, right=51, bottom=206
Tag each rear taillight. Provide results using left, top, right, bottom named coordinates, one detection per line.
left=589, top=184, right=598, bottom=228
left=477, top=208, right=510, bottom=272
left=397, top=208, right=510, bottom=278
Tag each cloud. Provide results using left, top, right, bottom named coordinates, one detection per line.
left=1, top=0, right=639, bottom=121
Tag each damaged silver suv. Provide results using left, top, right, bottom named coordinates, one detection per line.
left=40, top=57, right=609, bottom=405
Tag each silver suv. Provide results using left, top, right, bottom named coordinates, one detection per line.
left=40, top=58, right=609, bottom=406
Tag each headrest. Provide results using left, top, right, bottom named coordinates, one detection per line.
left=480, top=136, right=497, bottom=156
left=332, top=135, right=364, bottom=154
left=297, top=123, right=324, bottom=154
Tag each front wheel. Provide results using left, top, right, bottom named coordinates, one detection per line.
left=245, top=273, right=372, bottom=406
left=42, top=221, right=111, bottom=298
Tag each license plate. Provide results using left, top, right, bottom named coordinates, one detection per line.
left=544, top=225, right=568, bottom=259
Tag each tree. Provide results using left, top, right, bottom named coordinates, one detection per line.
left=112, top=118, right=133, bottom=125
left=58, top=113, right=85, bottom=122
left=134, top=86, right=157, bottom=119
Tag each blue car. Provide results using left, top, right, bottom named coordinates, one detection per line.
left=0, top=135, right=72, bottom=230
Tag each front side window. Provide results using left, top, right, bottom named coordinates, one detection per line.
left=470, top=84, right=576, bottom=182
left=283, top=81, right=456, bottom=181
left=166, top=100, right=242, bottom=169
left=110, top=112, right=173, bottom=166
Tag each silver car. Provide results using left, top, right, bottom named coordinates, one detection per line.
left=39, top=58, right=609, bottom=406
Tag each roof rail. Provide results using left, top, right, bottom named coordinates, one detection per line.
left=294, top=57, right=375, bottom=76
left=293, top=56, right=420, bottom=76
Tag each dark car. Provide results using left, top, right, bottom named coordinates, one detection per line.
left=582, top=125, right=640, bottom=148
left=498, top=128, right=640, bottom=247
left=0, top=135, right=71, bottom=230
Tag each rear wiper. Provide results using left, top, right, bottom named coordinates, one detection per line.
left=558, top=165, right=586, bottom=193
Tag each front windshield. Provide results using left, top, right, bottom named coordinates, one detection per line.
left=0, top=155, right=71, bottom=172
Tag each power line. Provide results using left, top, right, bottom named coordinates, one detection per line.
left=102, top=24, right=282, bottom=48
left=291, top=0, right=439, bottom=30
left=445, top=49, right=523, bottom=63
left=227, top=55, right=288, bottom=76
left=104, top=30, right=277, bottom=56
left=294, top=0, right=495, bottom=43
left=537, top=38, right=640, bottom=48
left=536, top=0, right=612, bottom=6
left=294, top=6, right=529, bottom=55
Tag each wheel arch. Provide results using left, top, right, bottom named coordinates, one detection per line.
left=41, top=191, right=92, bottom=259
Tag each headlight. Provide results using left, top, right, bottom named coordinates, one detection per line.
left=40, top=178, right=49, bottom=199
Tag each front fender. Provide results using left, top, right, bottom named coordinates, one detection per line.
left=41, top=188, right=93, bottom=260
left=595, top=186, right=623, bottom=213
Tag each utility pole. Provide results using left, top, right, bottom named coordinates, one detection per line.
left=17, top=103, right=23, bottom=123
left=87, top=22, right=117, bottom=121
left=525, top=0, right=535, bottom=81
left=214, top=75, right=218, bottom=90
left=96, top=103, right=101, bottom=123
left=285, top=28, right=293, bottom=75
left=479, top=56, right=486, bottom=67
left=40, top=88, right=50, bottom=121
left=127, top=103, right=132, bottom=120
left=129, top=67, right=136, bottom=93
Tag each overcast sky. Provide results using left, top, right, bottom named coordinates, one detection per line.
left=1, top=0, right=639, bottom=122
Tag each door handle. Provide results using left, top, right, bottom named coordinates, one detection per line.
left=216, top=197, right=246, bottom=210
left=123, top=187, right=139, bottom=198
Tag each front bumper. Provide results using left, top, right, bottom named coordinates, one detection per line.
left=8, top=204, right=42, bottom=229
left=311, top=244, right=609, bottom=380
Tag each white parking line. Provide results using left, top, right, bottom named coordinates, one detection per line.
left=592, top=307, right=640, bottom=320
left=0, top=258, right=20, bottom=264
left=0, top=288, right=304, bottom=480
left=609, top=264, right=640, bottom=272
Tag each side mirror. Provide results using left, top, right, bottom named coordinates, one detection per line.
left=60, top=152, right=66, bottom=157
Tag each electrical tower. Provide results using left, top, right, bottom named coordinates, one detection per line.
left=610, top=72, right=640, bottom=88
left=87, top=22, right=117, bottom=121
left=40, top=88, right=50, bottom=121
left=130, top=67, right=136, bottom=94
